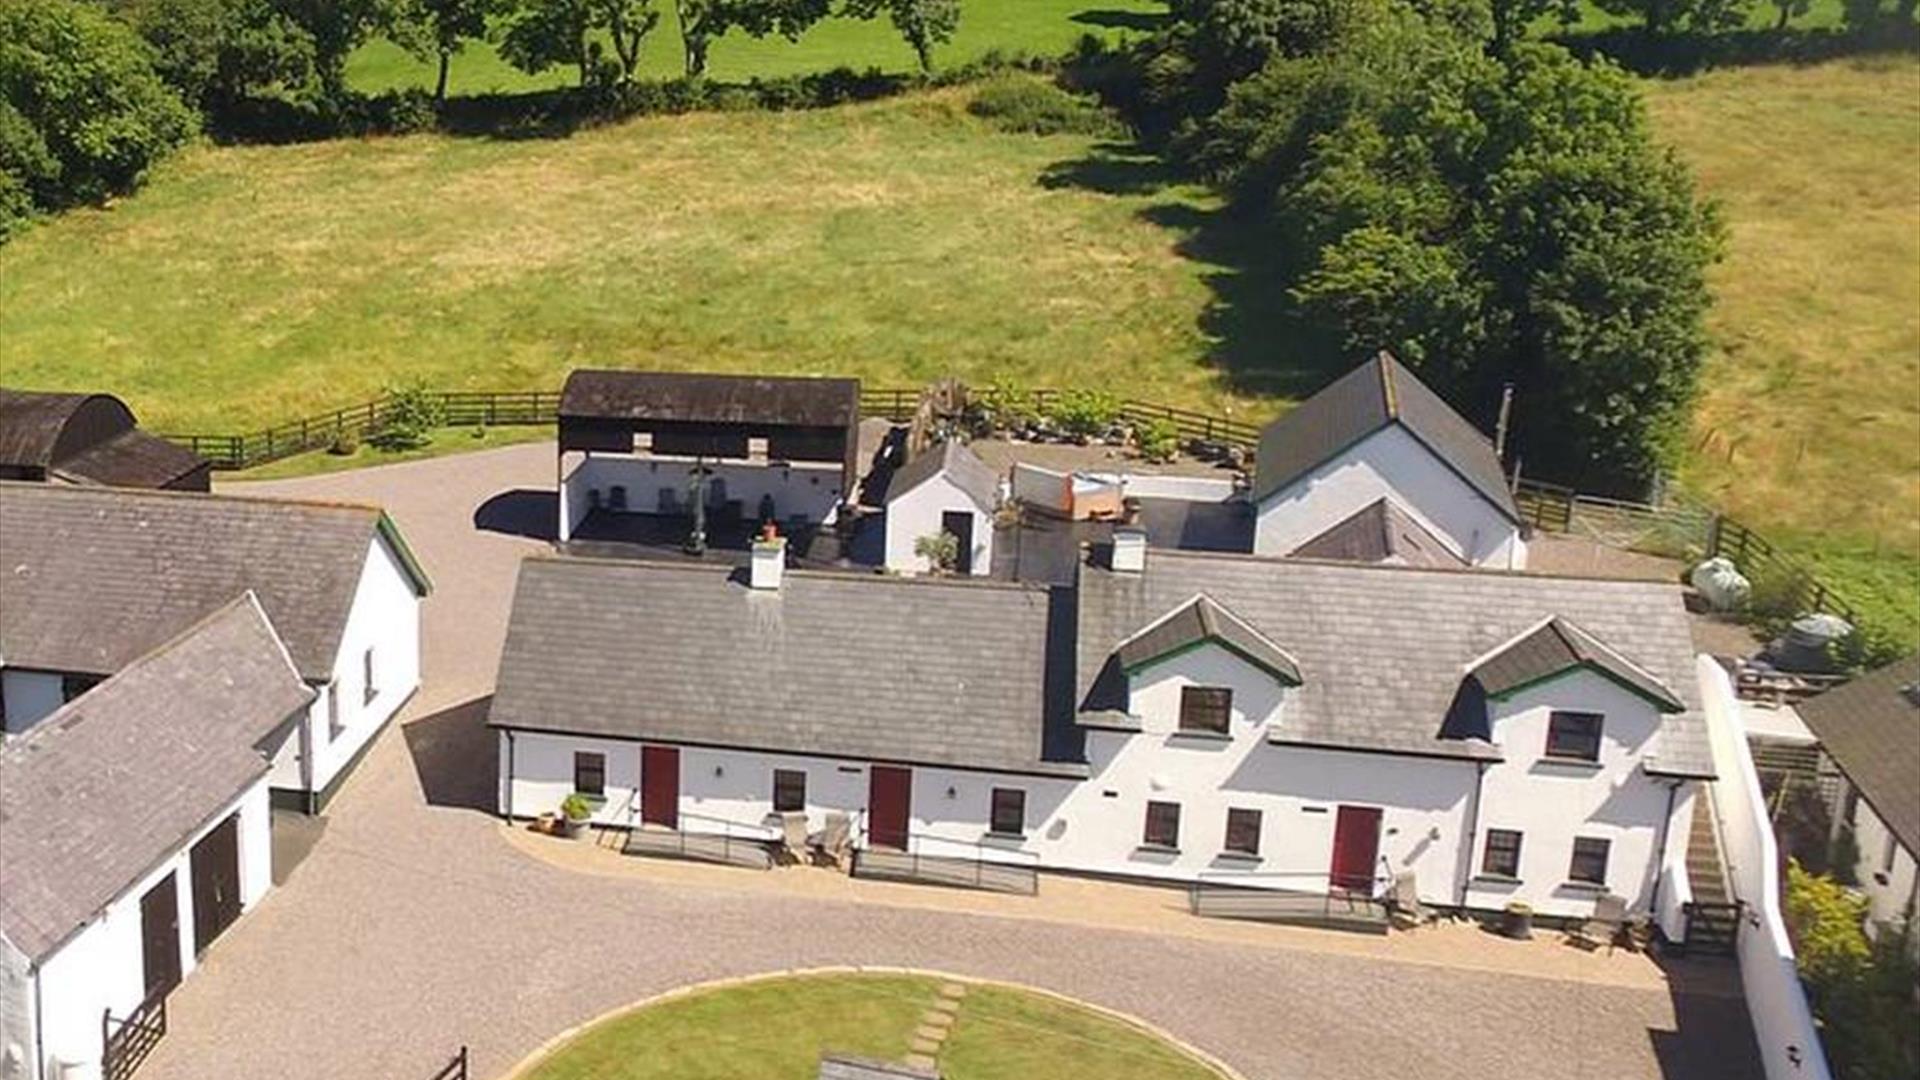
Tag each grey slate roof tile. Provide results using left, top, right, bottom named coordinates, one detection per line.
left=1077, top=551, right=1712, bottom=777
left=1290, top=497, right=1469, bottom=568
left=0, top=594, right=312, bottom=962
left=1251, top=352, right=1519, bottom=521
left=886, top=440, right=999, bottom=514
left=1796, top=655, right=1920, bottom=854
left=0, top=482, right=426, bottom=680
left=1471, top=616, right=1685, bottom=713
left=560, top=370, right=860, bottom=426
left=1115, top=594, right=1302, bottom=685
left=490, top=557, right=1083, bottom=777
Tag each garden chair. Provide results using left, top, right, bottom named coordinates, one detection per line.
left=1387, top=871, right=1431, bottom=930
left=779, top=812, right=810, bottom=865
left=1566, top=893, right=1628, bottom=953
left=812, top=811, right=852, bottom=869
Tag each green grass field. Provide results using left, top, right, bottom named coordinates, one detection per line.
left=347, top=0, right=1167, bottom=95
left=1642, top=56, right=1920, bottom=635
left=517, top=974, right=1225, bottom=1080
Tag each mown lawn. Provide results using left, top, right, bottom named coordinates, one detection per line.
left=0, top=86, right=1232, bottom=434
left=1642, top=56, right=1920, bottom=636
left=347, top=0, right=1168, bottom=95
left=516, top=974, right=1225, bottom=1080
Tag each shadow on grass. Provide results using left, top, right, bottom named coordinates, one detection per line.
left=1041, top=141, right=1348, bottom=401
left=1069, top=7, right=1174, bottom=33
left=1548, top=22, right=1918, bottom=76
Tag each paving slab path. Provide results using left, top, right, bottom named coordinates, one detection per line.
left=126, top=444, right=1769, bottom=1080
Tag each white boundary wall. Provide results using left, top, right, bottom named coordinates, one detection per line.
left=1698, top=656, right=1832, bottom=1080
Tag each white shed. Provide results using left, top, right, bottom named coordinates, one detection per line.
left=883, top=440, right=1000, bottom=576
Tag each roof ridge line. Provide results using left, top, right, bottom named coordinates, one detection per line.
left=1378, top=351, right=1399, bottom=419
left=0, top=478, right=385, bottom=517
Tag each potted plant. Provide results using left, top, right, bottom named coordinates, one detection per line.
left=559, top=793, right=595, bottom=838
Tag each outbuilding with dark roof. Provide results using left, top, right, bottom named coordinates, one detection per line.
left=0, top=388, right=209, bottom=491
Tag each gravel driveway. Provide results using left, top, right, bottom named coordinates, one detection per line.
left=129, top=442, right=1762, bottom=1080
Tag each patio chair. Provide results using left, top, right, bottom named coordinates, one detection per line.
left=812, top=811, right=852, bottom=869
left=779, top=812, right=810, bottom=866
left=1387, top=871, right=1431, bottom=931
left=1566, top=893, right=1628, bottom=953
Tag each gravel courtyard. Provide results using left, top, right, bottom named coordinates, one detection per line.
left=125, top=442, right=1763, bottom=1080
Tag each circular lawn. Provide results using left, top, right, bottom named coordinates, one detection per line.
left=514, top=971, right=1234, bottom=1080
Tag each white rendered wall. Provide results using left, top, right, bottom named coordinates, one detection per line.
left=574, top=456, right=843, bottom=526
left=0, top=671, right=64, bottom=735
left=1467, top=669, right=1681, bottom=919
left=1253, top=426, right=1525, bottom=568
left=0, top=935, right=34, bottom=1080
left=1844, top=797, right=1919, bottom=956
left=308, top=535, right=420, bottom=795
left=1700, top=657, right=1833, bottom=1080
left=884, top=475, right=992, bottom=576
left=32, top=780, right=271, bottom=1080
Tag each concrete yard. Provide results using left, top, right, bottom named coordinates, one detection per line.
left=126, top=442, right=1770, bottom=1080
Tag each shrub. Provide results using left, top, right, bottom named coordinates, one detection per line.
left=559, top=792, right=595, bottom=821
left=1047, top=388, right=1123, bottom=439
left=327, top=427, right=361, bottom=456
left=1137, top=417, right=1180, bottom=462
left=1785, top=860, right=1920, bottom=1079
left=369, top=382, right=446, bottom=451
left=661, top=77, right=710, bottom=113
left=0, top=0, right=196, bottom=212
left=914, top=530, right=959, bottom=573
left=966, top=73, right=1118, bottom=136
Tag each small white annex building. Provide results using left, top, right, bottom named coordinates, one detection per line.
left=883, top=440, right=998, bottom=576
left=489, top=538, right=1712, bottom=936
left=0, top=595, right=311, bottom=1080
left=1251, top=352, right=1527, bottom=570
left=1798, top=655, right=1920, bottom=961
left=0, top=482, right=431, bottom=813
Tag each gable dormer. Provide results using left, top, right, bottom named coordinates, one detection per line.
left=1107, top=594, right=1301, bottom=736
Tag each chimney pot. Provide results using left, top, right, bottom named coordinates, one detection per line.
left=1111, top=526, right=1147, bottom=573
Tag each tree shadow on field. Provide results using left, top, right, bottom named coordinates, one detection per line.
left=1069, top=8, right=1174, bottom=33
left=1549, top=22, right=1918, bottom=77
left=1040, top=141, right=1350, bottom=401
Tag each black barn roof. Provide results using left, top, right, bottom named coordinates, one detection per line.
left=0, top=388, right=209, bottom=490
left=560, top=370, right=860, bottom=427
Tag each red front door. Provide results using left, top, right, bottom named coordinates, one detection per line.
left=1329, top=805, right=1383, bottom=893
left=641, top=745, right=679, bottom=828
left=868, top=766, right=911, bottom=850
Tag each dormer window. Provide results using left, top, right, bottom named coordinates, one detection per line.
left=1179, top=687, right=1232, bottom=735
left=1545, top=711, right=1603, bottom=762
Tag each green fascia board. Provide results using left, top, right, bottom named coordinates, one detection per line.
left=375, top=512, right=434, bottom=597
left=1483, top=661, right=1682, bottom=713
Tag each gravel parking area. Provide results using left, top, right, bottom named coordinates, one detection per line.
left=135, top=444, right=1765, bottom=1080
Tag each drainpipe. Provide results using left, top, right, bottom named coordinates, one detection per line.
left=1648, top=779, right=1682, bottom=916
left=504, top=731, right=516, bottom=821
left=30, top=961, right=43, bottom=1080
left=1457, top=761, right=1489, bottom=908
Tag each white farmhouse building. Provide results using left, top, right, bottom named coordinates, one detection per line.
left=0, top=595, right=311, bottom=1080
left=1799, top=655, right=1920, bottom=961
left=883, top=439, right=998, bottom=576
left=489, top=537, right=1714, bottom=937
left=1251, top=352, right=1526, bottom=569
left=0, top=482, right=431, bottom=813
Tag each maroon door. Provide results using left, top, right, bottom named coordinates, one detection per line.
left=1329, top=805, right=1383, bottom=893
left=868, top=766, right=911, bottom=850
left=641, top=745, right=679, bottom=828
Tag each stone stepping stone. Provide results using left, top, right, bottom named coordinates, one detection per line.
left=921, top=1010, right=954, bottom=1028
left=910, top=1037, right=942, bottom=1056
left=914, top=1025, right=948, bottom=1043
left=904, top=1054, right=938, bottom=1070
left=938, top=983, right=969, bottom=1001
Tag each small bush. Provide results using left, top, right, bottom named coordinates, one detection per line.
left=368, top=382, right=445, bottom=451
left=914, top=530, right=959, bottom=573
left=710, top=86, right=758, bottom=112
left=752, top=75, right=809, bottom=111
left=327, top=427, right=360, bottom=456
left=1048, top=388, right=1123, bottom=439
left=967, top=73, right=1117, bottom=136
left=662, top=77, right=710, bottom=114
left=560, top=792, right=595, bottom=821
left=1136, top=417, right=1179, bottom=463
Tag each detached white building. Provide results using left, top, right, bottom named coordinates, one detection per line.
left=0, top=482, right=431, bottom=813
left=0, top=594, right=312, bottom=1080
left=490, top=534, right=1712, bottom=934
left=1799, top=655, right=1920, bottom=962
left=1251, top=352, right=1526, bottom=570
left=883, top=440, right=998, bottom=576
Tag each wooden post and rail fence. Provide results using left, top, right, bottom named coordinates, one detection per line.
left=160, top=383, right=1860, bottom=625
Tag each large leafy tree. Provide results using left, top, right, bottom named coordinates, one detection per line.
left=670, top=0, right=831, bottom=77
left=842, top=0, right=959, bottom=72
left=390, top=0, right=497, bottom=101
left=1590, top=0, right=1750, bottom=33
left=116, top=0, right=322, bottom=117
left=499, top=0, right=662, bottom=86
left=0, top=0, right=195, bottom=216
left=1196, top=0, right=1721, bottom=490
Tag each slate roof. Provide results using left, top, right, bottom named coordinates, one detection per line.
left=1076, top=550, right=1711, bottom=776
left=1470, top=616, right=1685, bottom=712
left=1290, top=497, right=1469, bottom=568
left=1115, top=594, right=1301, bottom=685
left=886, top=439, right=999, bottom=513
left=1796, top=655, right=1920, bottom=855
left=0, top=482, right=430, bottom=681
left=0, top=594, right=312, bottom=963
left=490, top=557, right=1084, bottom=777
left=560, top=370, right=860, bottom=427
left=1250, top=352, right=1519, bottom=522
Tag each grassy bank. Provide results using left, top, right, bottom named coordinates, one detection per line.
left=347, top=0, right=1167, bottom=96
